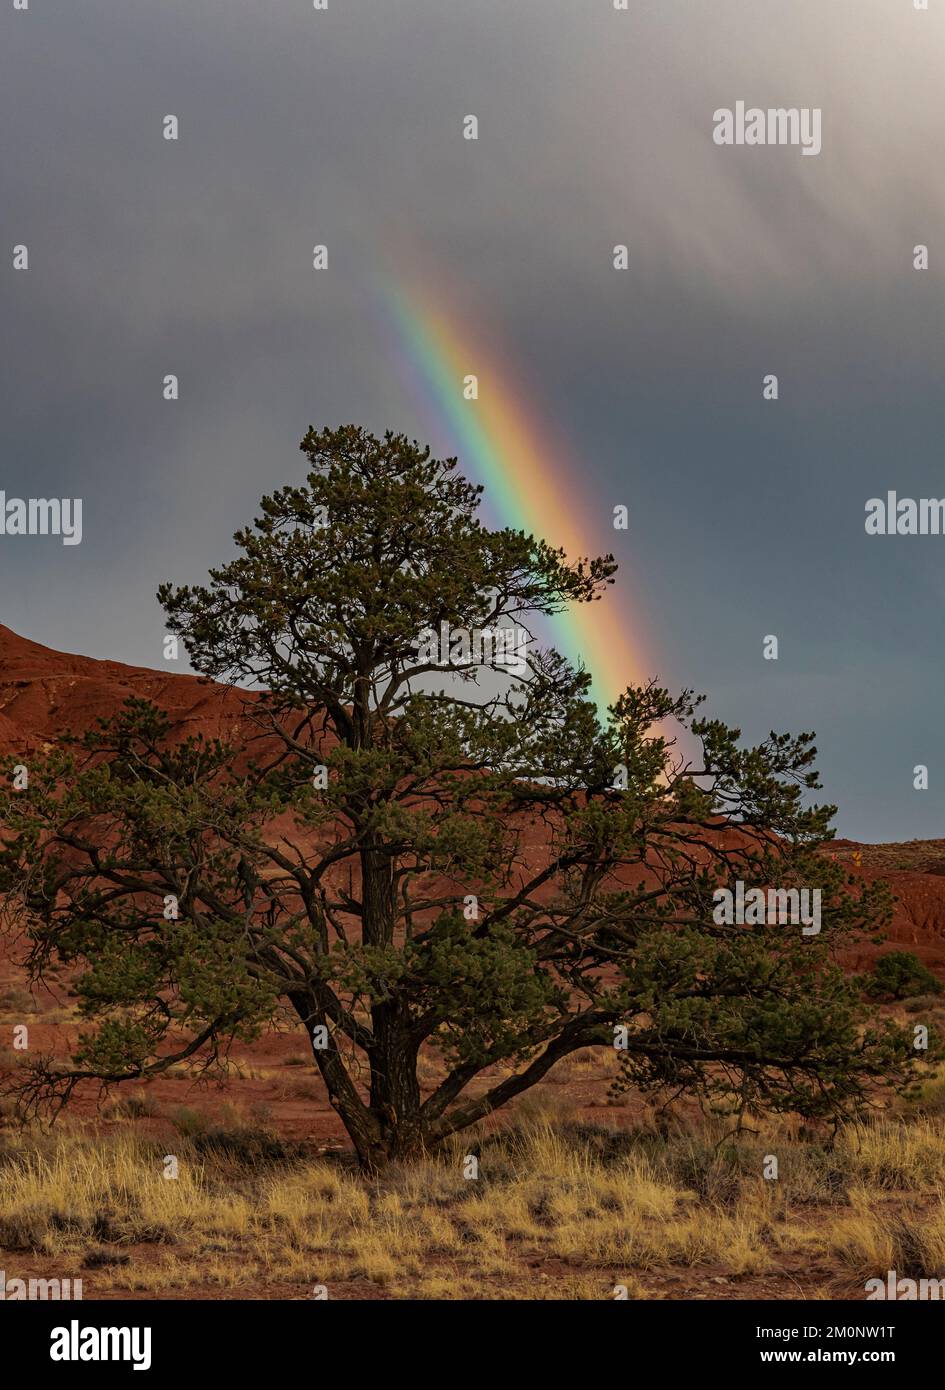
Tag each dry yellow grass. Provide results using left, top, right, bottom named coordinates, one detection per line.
left=1, top=1110, right=944, bottom=1299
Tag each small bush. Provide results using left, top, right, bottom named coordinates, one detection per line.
left=170, top=1106, right=211, bottom=1138
left=191, top=1126, right=304, bottom=1167
left=0, top=988, right=39, bottom=1015
left=860, top=952, right=943, bottom=1001
left=83, top=1247, right=131, bottom=1268
left=105, top=1093, right=161, bottom=1121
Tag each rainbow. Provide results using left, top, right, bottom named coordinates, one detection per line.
left=378, top=275, right=655, bottom=713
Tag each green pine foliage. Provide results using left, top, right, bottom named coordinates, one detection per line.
left=0, top=426, right=920, bottom=1169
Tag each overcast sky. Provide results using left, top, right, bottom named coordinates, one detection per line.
left=2, top=0, right=944, bottom=841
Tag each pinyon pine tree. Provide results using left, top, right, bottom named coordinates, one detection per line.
left=0, top=426, right=917, bottom=1170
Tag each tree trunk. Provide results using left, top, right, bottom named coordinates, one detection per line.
left=333, top=1088, right=431, bottom=1173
